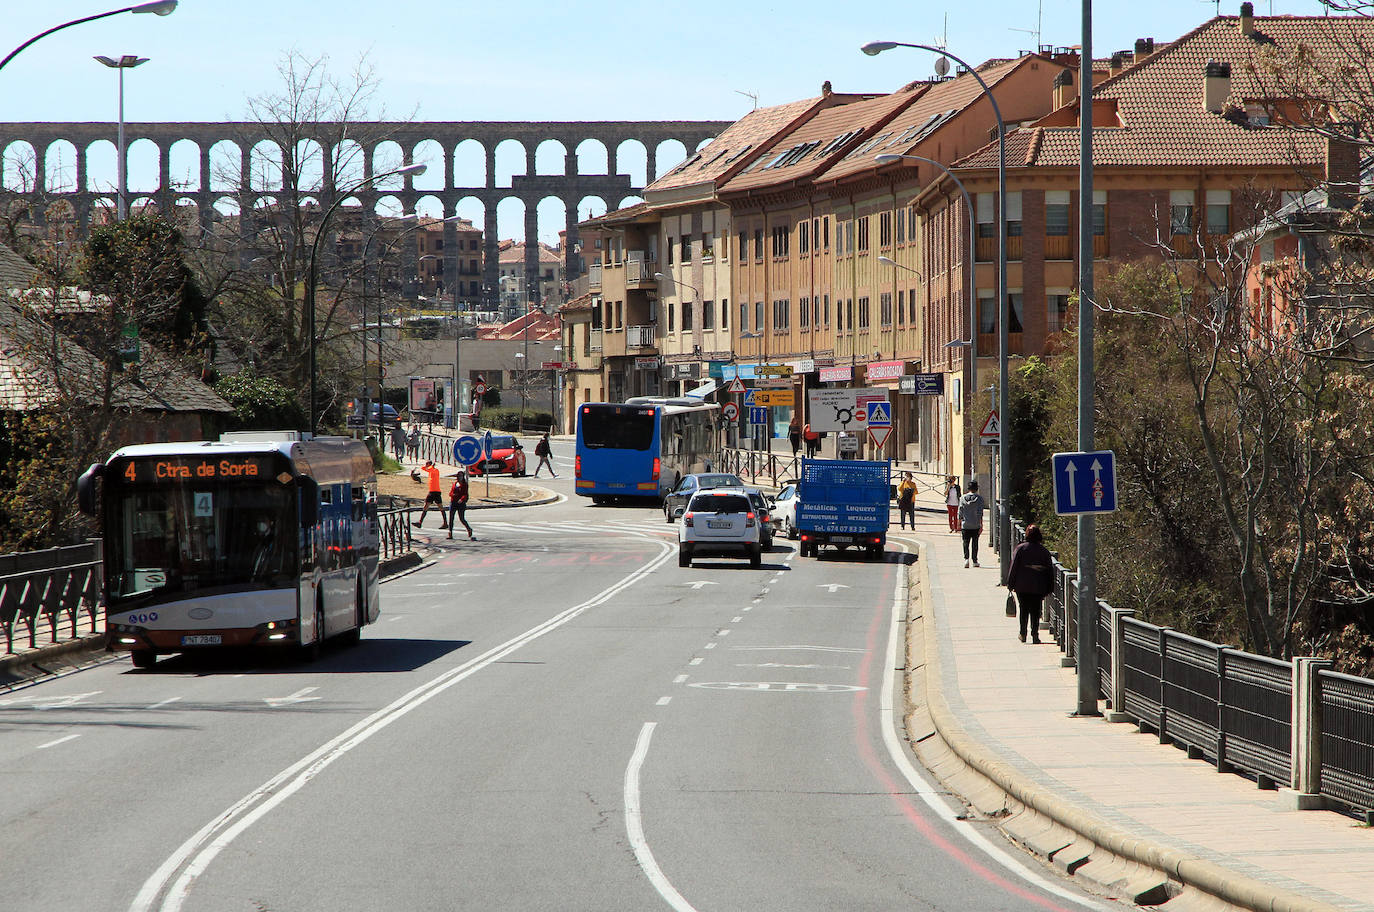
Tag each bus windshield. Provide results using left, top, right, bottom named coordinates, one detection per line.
left=108, top=483, right=296, bottom=602
left=579, top=406, right=656, bottom=450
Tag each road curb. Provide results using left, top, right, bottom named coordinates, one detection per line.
left=0, top=633, right=109, bottom=677
left=904, top=541, right=1344, bottom=912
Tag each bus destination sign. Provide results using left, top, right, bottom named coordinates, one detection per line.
left=120, top=456, right=283, bottom=484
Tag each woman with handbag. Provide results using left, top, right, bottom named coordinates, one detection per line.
left=1005, top=524, right=1055, bottom=643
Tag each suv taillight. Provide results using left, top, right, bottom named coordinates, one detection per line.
left=683, top=512, right=694, bottom=527
left=746, top=511, right=756, bottom=527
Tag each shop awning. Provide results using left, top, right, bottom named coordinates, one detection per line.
left=685, top=380, right=718, bottom=399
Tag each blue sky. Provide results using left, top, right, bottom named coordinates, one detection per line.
left=1, top=0, right=1338, bottom=242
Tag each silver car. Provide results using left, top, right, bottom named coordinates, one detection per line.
left=663, top=472, right=744, bottom=523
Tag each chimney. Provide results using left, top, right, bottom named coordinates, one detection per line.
left=1110, top=52, right=1125, bottom=76
left=1326, top=124, right=1361, bottom=210
left=1204, top=60, right=1232, bottom=114
left=821, top=80, right=833, bottom=97
left=1134, top=37, right=1155, bottom=62
left=1239, top=2, right=1255, bottom=37
left=1052, top=68, right=1075, bottom=109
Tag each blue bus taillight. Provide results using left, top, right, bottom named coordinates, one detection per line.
left=652, top=457, right=660, bottom=480
left=575, top=455, right=581, bottom=478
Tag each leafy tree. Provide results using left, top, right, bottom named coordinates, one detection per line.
left=213, top=372, right=307, bottom=431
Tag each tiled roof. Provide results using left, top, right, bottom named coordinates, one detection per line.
left=955, top=14, right=1374, bottom=171
left=645, top=97, right=825, bottom=194
left=719, top=86, right=928, bottom=195
left=497, top=241, right=563, bottom=264
left=817, top=57, right=1034, bottom=184
left=0, top=242, right=38, bottom=291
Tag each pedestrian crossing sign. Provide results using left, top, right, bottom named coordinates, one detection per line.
left=866, top=400, right=892, bottom=427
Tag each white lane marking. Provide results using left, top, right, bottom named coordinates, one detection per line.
left=736, top=663, right=849, bottom=670
left=742, top=606, right=752, bottom=611
left=729, top=645, right=865, bottom=653
left=731, top=616, right=743, bottom=623
left=263, top=687, right=320, bottom=709
left=36, top=733, right=81, bottom=750
left=881, top=543, right=1105, bottom=909
left=685, top=581, right=716, bottom=590
left=387, top=616, right=404, bottom=622
left=818, top=583, right=851, bottom=593
left=146, top=697, right=181, bottom=711
left=673, top=675, right=688, bottom=684
left=688, top=658, right=703, bottom=666
left=132, top=534, right=675, bottom=912
left=656, top=696, right=672, bottom=706
left=689, top=681, right=865, bottom=693
left=716, top=629, right=731, bottom=637
left=29, top=691, right=102, bottom=711
left=760, top=587, right=770, bottom=594
left=703, top=643, right=716, bottom=650
left=625, top=722, right=700, bottom=912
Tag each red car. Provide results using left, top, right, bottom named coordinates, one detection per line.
left=468, top=434, right=528, bottom=476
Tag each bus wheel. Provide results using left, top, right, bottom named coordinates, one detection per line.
left=130, top=649, right=156, bottom=669
left=304, top=601, right=326, bottom=662
left=341, top=583, right=364, bottom=646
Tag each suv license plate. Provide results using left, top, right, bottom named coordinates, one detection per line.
left=829, top=535, right=853, bottom=543
left=707, top=520, right=733, bottom=529
left=181, top=634, right=221, bottom=646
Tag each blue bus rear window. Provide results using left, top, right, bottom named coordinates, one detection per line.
left=580, top=408, right=655, bottom=450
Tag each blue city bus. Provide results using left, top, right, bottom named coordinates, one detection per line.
left=77, top=431, right=379, bottom=668
left=575, top=397, right=719, bottom=503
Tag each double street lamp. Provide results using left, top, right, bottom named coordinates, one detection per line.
left=863, top=38, right=1010, bottom=580
left=94, top=54, right=148, bottom=220
left=306, top=161, right=427, bottom=435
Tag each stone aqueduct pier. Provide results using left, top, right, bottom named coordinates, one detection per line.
left=0, top=119, right=727, bottom=307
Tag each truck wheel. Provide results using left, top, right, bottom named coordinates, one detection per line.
left=130, top=649, right=156, bottom=669
left=678, top=545, right=692, bottom=568
left=749, top=546, right=761, bottom=569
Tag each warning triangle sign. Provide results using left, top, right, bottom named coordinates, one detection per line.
left=979, top=410, right=1001, bottom=440
left=868, top=426, right=893, bottom=449
left=727, top=377, right=746, bottom=393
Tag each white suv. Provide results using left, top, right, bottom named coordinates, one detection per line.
left=678, top=488, right=762, bottom=568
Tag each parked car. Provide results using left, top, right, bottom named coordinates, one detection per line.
left=743, top=487, right=777, bottom=549
left=346, top=403, right=401, bottom=428
left=663, top=472, right=745, bottom=523
left=773, top=483, right=800, bottom=539
left=468, top=434, right=527, bottom=476
left=677, top=489, right=762, bottom=568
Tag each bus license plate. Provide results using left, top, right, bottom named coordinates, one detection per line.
left=829, top=535, right=853, bottom=543
left=181, top=634, right=221, bottom=646
left=707, top=520, right=733, bottom=529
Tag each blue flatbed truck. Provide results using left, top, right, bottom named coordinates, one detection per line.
left=795, top=458, right=891, bottom=559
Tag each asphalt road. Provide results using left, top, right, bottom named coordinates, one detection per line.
left=0, top=467, right=1113, bottom=912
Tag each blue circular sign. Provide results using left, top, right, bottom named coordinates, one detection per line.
left=454, top=435, right=483, bottom=466
left=483, top=430, right=494, bottom=460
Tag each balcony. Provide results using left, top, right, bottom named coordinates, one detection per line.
left=627, top=324, right=656, bottom=349
left=588, top=263, right=602, bottom=290
left=626, top=252, right=657, bottom=288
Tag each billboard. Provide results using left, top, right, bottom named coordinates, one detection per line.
left=409, top=378, right=438, bottom=415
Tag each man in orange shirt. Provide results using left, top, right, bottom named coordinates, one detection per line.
left=413, top=460, right=445, bottom=528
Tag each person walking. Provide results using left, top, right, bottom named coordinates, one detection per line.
left=896, top=471, right=918, bottom=530
left=788, top=414, right=802, bottom=457
left=446, top=470, right=475, bottom=540
left=944, top=476, right=962, bottom=534
left=533, top=433, right=557, bottom=477
left=413, top=460, right=444, bottom=528
left=803, top=422, right=820, bottom=458
left=958, top=479, right=986, bottom=568
left=390, top=423, right=406, bottom=461
left=1006, top=523, right=1054, bottom=643
left=406, top=426, right=421, bottom=461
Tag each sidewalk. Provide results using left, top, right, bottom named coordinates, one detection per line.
left=899, top=504, right=1372, bottom=912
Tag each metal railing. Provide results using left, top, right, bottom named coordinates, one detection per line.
left=378, top=507, right=416, bottom=561
left=1008, top=512, right=1374, bottom=821
left=626, top=324, right=655, bottom=348
left=1, top=542, right=103, bottom=655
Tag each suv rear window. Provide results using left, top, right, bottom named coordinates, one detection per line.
left=690, top=493, right=750, bottom=513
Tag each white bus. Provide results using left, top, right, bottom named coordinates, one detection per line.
left=77, top=432, right=379, bottom=668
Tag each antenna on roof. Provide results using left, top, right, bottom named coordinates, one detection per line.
left=1199, top=0, right=1221, bottom=13
left=936, top=12, right=948, bottom=50
left=733, top=89, right=759, bottom=110
left=1008, top=0, right=1042, bottom=48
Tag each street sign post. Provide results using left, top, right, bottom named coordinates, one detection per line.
left=979, top=410, right=1001, bottom=447
left=453, top=435, right=483, bottom=466
left=482, top=430, right=494, bottom=498
left=1052, top=450, right=1118, bottom=515
left=749, top=406, right=767, bottom=425
left=807, top=388, right=889, bottom=433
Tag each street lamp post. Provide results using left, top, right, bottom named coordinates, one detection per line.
left=93, top=54, right=148, bottom=220
left=306, top=161, right=426, bottom=435
left=863, top=39, right=1008, bottom=580
left=0, top=3, right=175, bottom=75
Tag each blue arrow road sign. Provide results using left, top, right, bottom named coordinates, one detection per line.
left=749, top=406, right=767, bottom=425
left=454, top=435, right=483, bottom=466
left=483, top=431, right=494, bottom=460
left=866, top=400, right=892, bottom=426
left=1052, top=450, right=1118, bottom=515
